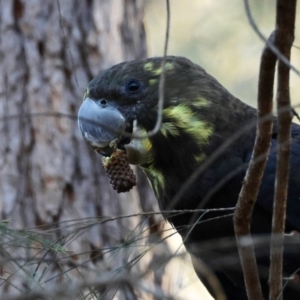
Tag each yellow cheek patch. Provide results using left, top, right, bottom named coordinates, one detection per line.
left=163, top=104, right=213, bottom=147
left=141, top=136, right=153, bottom=162
left=125, top=126, right=154, bottom=165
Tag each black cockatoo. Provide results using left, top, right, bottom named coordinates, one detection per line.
left=78, top=56, right=300, bottom=299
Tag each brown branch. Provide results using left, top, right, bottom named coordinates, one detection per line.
left=234, top=31, right=277, bottom=300
left=269, top=1, right=297, bottom=299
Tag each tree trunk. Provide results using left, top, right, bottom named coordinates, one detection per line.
left=0, top=1, right=168, bottom=299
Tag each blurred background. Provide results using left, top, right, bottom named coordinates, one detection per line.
left=145, top=0, right=300, bottom=110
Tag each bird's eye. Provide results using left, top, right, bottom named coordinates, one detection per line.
left=126, top=80, right=142, bottom=93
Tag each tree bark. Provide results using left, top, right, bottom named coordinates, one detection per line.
left=0, top=1, right=167, bottom=299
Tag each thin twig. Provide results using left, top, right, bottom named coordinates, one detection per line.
left=56, top=0, right=78, bottom=86
left=292, top=108, right=300, bottom=122
left=3, top=273, right=176, bottom=300
left=145, top=0, right=170, bottom=137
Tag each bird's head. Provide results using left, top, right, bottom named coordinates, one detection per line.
left=78, top=56, right=254, bottom=200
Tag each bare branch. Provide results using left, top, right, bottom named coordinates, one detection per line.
left=234, top=29, right=278, bottom=300
left=269, top=1, right=297, bottom=299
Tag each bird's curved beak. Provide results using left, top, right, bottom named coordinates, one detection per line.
left=78, top=98, right=126, bottom=156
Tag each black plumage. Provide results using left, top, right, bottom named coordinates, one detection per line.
left=78, top=56, right=300, bottom=299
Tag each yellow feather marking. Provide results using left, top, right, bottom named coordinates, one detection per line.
left=143, top=62, right=174, bottom=76
left=149, top=79, right=157, bottom=85
left=141, top=137, right=152, bottom=152
left=194, top=153, right=207, bottom=164
left=83, top=87, right=89, bottom=101
left=125, top=125, right=154, bottom=165
left=152, top=62, right=174, bottom=76
left=160, top=122, right=180, bottom=138
left=191, top=97, right=210, bottom=108
left=141, top=136, right=153, bottom=164
left=163, top=104, right=213, bottom=146
left=144, top=62, right=154, bottom=71
left=141, top=166, right=165, bottom=198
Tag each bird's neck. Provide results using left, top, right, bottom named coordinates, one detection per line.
left=139, top=99, right=257, bottom=211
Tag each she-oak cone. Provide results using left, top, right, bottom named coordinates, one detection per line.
left=102, top=149, right=136, bottom=193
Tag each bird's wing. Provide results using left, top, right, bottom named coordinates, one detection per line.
left=247, top=122, right=300, bottom=232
